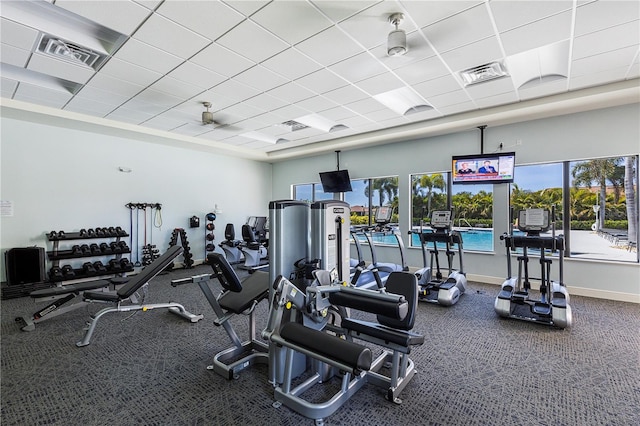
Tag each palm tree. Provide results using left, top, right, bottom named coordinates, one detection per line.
left=571, top=158, right=619, bottom=230
left=419, top=173, right=446, bottom=216
left=365, top=177, right=398, bottom=207
left=624, top=156, right=637, bottom=244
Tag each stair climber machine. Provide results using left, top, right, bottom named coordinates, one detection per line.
left=409, top=210, right=467, bottom=306
left=218, top=223, right=244, bottom=264
left=494, top=207, right=572, bottom=329
left=239, top=216, right=269, bottom=272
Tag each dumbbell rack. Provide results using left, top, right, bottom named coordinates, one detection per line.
left=166, top=228, right=194, bottom=270
left=46, top=228, right=133, bottom=283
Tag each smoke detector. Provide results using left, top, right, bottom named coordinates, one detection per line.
left=387, top=13, right=407, bottom=57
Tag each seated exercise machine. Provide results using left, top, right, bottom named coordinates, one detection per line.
left=409, top=210, right=467, bottom=306
left=218, top=223, right=244, bottom=264
left=171, top=252, right=270, bottom=380
left=75, top=245, right=203, bottom=347
left=239, top=216, right=269, bottom=272
left=494, top=207, right=572, bottom=328
left=262, top=270, right=423, bottom=424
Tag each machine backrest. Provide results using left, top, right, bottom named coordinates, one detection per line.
left=207, top=252, right=243, bottom=293
left=376, top=271, right=418, bottom=331
left=116, top=245, right=183, bottom=299
left=224, top=223, right=235, bottom=240
left=241, top=224, right=257, bottom=243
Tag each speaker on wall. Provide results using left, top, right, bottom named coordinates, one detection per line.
left=4, top=247, right=45, bottom=286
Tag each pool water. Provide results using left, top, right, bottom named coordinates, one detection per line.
left=355, top=228, right=496, bottom=252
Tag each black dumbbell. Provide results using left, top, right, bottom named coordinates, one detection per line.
left=57, top=231, right=66, bottom=239
left=93, top=261, right=107, bottom=273
left=61, top=265, right=75, bottom=278
left=95, top=228, right=105, bottom=237
left=107, top=227, right=116, bottom=236
left=120, top=258, right=132, bottom=270
left=90, top=243, right=101, bottom=254
left=87, top=228, right=95, bottom=237
left=115, top=226, right=126, bottom=236
left=48, top=231, right=58, bottom=239
left=80, top=228, right=88, bottom=237
left=108, top=259, right=122, bottom=271
left=83, top=262, right=96, bottom=275
left=110, top=242, right=122, bottom=253
left=71, top=245, right=82, bottom=255
left=49, top=266, right=63, bottom=280
left=80, top=244, right=91, bottom=255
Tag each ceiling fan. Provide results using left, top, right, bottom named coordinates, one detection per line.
left=201, top=101, right=219, bottom=126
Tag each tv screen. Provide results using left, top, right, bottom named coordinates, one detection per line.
left=319, top=170, right=353, bottom=193
left=452, top=152, right=516, bottom=184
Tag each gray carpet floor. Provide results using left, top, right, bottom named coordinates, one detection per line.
left=1, top=264, right=639, bottom=426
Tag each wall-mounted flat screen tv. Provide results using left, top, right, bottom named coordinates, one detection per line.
left=319, top=170, right=353, bottom=193
left=452, top=152, right=516, bottom=184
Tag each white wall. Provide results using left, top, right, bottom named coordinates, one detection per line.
left=0, top=117, right=273, bottom=280
left=272, top=104, right=640, bottom=302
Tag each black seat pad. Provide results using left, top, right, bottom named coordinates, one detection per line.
left=342, top=317, right=424, bottom=347
left=218, top=271, right=269, bottom=314
left=30, top=280, right=111, bottom=298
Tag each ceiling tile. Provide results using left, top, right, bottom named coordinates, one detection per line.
left=13, top=81, right=74, bottom=106
left=119, top=97, right=169, bottom=115
left=98, top=57, right=162, bottom=86
left=296, top=26, right=363, bottom=66
left=132, top=13, right=211, bottom=59
left=156, top=0, right=245, bottom=41
left=270, top=104, right=312, bottom=120
left=345, top=97, right=387, bottom=115
left=134, top=88, right=184, bottom=108
left=207, top=79, right=261, bottom=104
left=75, top=85, right=132, bottom=105
left=105, top=106, right=156, bottom=124
left=141, top=113, right=191, bottom=131
left=490, top=0, right=573, bottom=33
left=413, top=74, right=462, bottom=99
left=464, top=77, right=515, bottom=100
left=309, top=1, right=380, bottom=23
left=328, top=52, right=387, bottom=83
left=425, top=89, right=471, bottom=109
left=296, top=95, right=340, bottom=113
left=323, top=84, right=369, bottom=105
left=55, top=0, right=151, bottom=35
left=574, top=0, right=640, bottom=36
left=222, top=0, right=271, bottom=17
left=148, top=76, right=205, bottom=99
left=500, top=11, right=573, bottom=56
left=393, top=56, right=451, bottom=85
left=474, top=92, right=518, bottom=109
left=170, top=122, right=211, bottom=137
left=233, top=65, right=289, bottom=91
left=190, top=43, right=254, bottom=78
left=216, top=20, right=289, bottom=63
left=295, top=69, right=348, bottom=94
left=251, top=1, right=333, bottom=44
left=353, top=72, right=405, bottom=96
left=440, top=36, right=503, bottom=72
left=64, top=96, right=117, bottom=116
left=0, top=18, right=39, bottom=50
left=26, top=53, right=95, bottom=84
left=0, top=43, right=31, bottom=67
left=571, top=45, right=639, bottom=78
left=569, top=66, right=632, bottom=91
left=401, top=1, right=483, bottom=29
left=310, top=105, right=357, bottom=122
left=85, top=73, right=145, bottom=97
left=572, top=21, right=640, bottom=60
left=112, top=38, right=184, bottom=75
left=133, top=0, right=163, bottom=10
left=262, top=48, right=323, bottom=80
left=267, top=81, right=316, bottom=103
left=168, top=61, right=226, bottom=89
left=422, top=3, right=494, bottom=53
left=1, top=78, right=19, bottom=97
left=241, top=93, right=289, bottom=112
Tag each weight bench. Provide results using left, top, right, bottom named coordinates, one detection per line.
left=76, top=245, right=203, bottom=347
left=329, top=271, right=424, bottom=403
left=171, top=252, right=270, bottom=380
left=16, top=275, right=130, bottom=332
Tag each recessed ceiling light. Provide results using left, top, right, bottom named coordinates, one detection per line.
left=242, top=131, right=289, bottom=144
left=373, top=87, right=432, bottom=116
left=505, top=40, right=570, bottom=89
left=294, top=114, right=349, bottom=133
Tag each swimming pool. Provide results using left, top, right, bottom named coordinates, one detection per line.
left=355, top=228, right=496, bottom=252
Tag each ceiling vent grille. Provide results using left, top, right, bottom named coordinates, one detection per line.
left=459, top=62, right=508, bottom=86
left=37, top=34, right=104, bottom=69
left=281, top=120, right=309, bottom=132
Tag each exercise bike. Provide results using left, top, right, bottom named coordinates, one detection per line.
left=218, top=223, right=244, bottom=264
left=239, top=216, right=269, bottom=272
left=409, top=210, right=467, bottom=306
left=494, top=207, right=572, bottom=328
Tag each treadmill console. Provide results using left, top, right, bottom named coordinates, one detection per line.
left=517, top=209, right=550, bottom=233
left=375, top=206, right=393, bottom=224
left=430, top=211, right=452, bottom=230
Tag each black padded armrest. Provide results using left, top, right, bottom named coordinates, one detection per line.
left=342, top=318, right=424, bottom=348
left=329, top=291, right=408, bottom=321
left=279, top=322, right=372, bottom=372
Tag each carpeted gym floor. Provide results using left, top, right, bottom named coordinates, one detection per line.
left=1, top=264, right=639, bottom=426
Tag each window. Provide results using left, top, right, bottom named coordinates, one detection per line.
left=569, top=155, right=638, bottom=262
left=451, top=184, right=493, bottom=252
left=410, top=172, right=448, bottom=246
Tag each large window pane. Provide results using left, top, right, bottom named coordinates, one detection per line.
left=410, top=172, right=448, bottom=247
left=344, top=179, right=370, bottom=226
left=569, top=156, right=638, bottom=262
left=293, top=184, right=313, bottom=202
left=452, top=184, right=493, bottom=252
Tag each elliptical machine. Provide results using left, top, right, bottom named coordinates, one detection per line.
left=409, top=210, right=467, bottom=306
left=494, top=207, right=572, bottom=328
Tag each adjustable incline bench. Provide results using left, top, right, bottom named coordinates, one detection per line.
left=171, top=252, right=270, bottom=380
left=76, top=245, right=203, bottom=347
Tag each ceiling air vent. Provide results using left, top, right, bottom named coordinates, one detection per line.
left=37, top=34, right=104, bottom=69
left=459, top=62, right=508, bottom=86
left=281, top=120, right=309, bottom=132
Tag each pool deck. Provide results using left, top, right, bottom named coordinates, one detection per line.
left=569, top=230, right=637, bottom=262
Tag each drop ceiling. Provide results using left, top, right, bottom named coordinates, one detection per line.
left=1, top=0, right=639, bottom=162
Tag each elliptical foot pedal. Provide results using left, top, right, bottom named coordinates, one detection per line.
left=532, top=302, right=552, bottom=316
